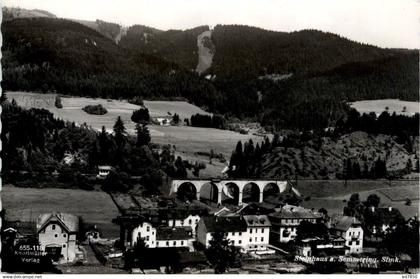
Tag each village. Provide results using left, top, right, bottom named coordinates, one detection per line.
left=2, top=171, right=417, bottom=274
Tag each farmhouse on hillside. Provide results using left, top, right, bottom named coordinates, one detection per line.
left=37, top=213, right=80, bottom=263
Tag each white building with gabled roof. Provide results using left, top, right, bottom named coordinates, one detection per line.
left=37, top=213, right=80, bottom=263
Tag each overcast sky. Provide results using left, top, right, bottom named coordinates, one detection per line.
left=4, top=0, right=420, bottom=49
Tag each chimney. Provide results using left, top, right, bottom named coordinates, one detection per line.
left=388, top=206, right=392, bottom=212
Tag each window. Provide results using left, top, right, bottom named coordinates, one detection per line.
left=249, top=238, right=252, bottom=243
left=239, top=232, right=242, bottom=236
left=147, top=226, right=150, bottom=232
left=261, top=237, right=264, bottom=242
left=52, top=225, right=56, bottom=230
left=255, top=237, right=257, bottom=242
left=261, top=229, right=264, bottom=233
left=355, top=241, right=359, bottom=245
left=55, top=234, right=58, bottom=238
left=152, top=231, right=154, bottom=235
left=255, top=228, right=258, bottom=233
left=181, top=241, right=184, bottom=245
left=189, top=219, right=192, bottom=225
left=238, top=240, right=242, bottom=244
left=63, top=244, right=66, bottom=248
left=250, top=229, right=253, bottom=233
left=166, top=241, right=169, bottom=247
left=63, top=234, right=67, bottom=238
left=173, top=241, right=176, bottom=246
left=156, top=242, right=159, bottom=247
left=146, top=236, right=150, bottom=241
left=232, top=232, right=235, bottom=236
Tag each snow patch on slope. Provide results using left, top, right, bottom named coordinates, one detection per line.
left=196, top=30, right=215, bottom=74
left=115, top=26, right=128, bottom=44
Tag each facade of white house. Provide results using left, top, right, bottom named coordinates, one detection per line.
left=167, top=214, right=201, bottom=236
left=37, top=213, right=79, bottom=263
left=242, top=215, right=271, bottom=251
left=131, top=222, right=194, bottom=250
left=97, top=165, right=112, bottom=178
left=196, top=215, right=271, bottom=253
left=268, top=205, right=322, bottom=243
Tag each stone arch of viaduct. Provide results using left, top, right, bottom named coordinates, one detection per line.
left=170, top=179, right=289, bottom=206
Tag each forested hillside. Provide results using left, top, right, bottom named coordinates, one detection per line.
left=119, top=25, right=209, bottom=70
left=2, top=16, right=418, bottom=131
left=2, top=18, right=223, bottom=111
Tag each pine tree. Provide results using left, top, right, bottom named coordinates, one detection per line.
left=113, top=116, right=127, bottom=149
left=136, top=124, right=151, bottom=147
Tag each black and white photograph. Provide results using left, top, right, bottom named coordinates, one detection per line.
left=0, top=0, right=419, bottom=275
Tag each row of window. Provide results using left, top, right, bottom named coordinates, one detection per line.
left=347, top=240, right=360, bottom=246
left=229, top=237, right=265, bottom=246
left=156, top=240, right=186, bottom=247
left=230, top=228, right=265, bottom=236
left=54, top=233, right=67, bottom=238
left=282, top=218, right=315, bottom=224
left=348, top=231, right=361, bottom=237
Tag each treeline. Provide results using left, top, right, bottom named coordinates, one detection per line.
left=190, top=113, right=227, bottom=129
left=1, top=97, right=189, bottom=193
left=335, top=109, right=419, bottom=137
left=227, top=108, right=419, bottom=179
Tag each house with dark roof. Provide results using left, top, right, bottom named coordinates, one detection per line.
left=196, top=215, right=271, bottom=252
left=37, top=213, right=80, bottom=263
left=196, top=216, right=247, bottom=249
left=330, top=214, right=363, bottom=254
left=268, top=204, right=322, bottom=243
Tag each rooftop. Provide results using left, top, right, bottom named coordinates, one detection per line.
left=243, top=215, right=271, bottom=227
left=268, top=204, right=322, bottom=220
left=156, top=226, right=193, bottom=241
left=330, top=215, right=362, bottom=232
left=37, top=212, right=79, bottom=233
left=202, top=216, right=247, bottom=233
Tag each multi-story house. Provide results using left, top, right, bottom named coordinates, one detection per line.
left=242, top=215, right=271, bottom=251
left=330, top=215, right=363, bottom=254
left=268, top=205, right=323, bottom=243
left=37, top=213, right=79, bottom=263
left=196, top=215, right=271, bottom=252
left=131, top=221, right=194, bottom=250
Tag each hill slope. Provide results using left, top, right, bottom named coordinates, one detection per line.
left=2, top=17, right=223, bottom=110
left=2, top=12, right=418, bottom=130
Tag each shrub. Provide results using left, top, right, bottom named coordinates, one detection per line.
left=131, top=108, right=150, bottom=123
left=82, top=104, right=107, bottom=115
left=55, top=95, right=63, bottom=108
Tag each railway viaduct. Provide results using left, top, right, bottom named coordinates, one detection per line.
left=169, top=179, right=295, bottom=206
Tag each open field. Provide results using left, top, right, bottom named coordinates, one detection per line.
left=2, top=185, right=120, bottom=238
left=299, top=180, right=419, bottom=219
left=7, top=91, right=266, bottom=168
left=350, top=99, right=419, bottom=116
